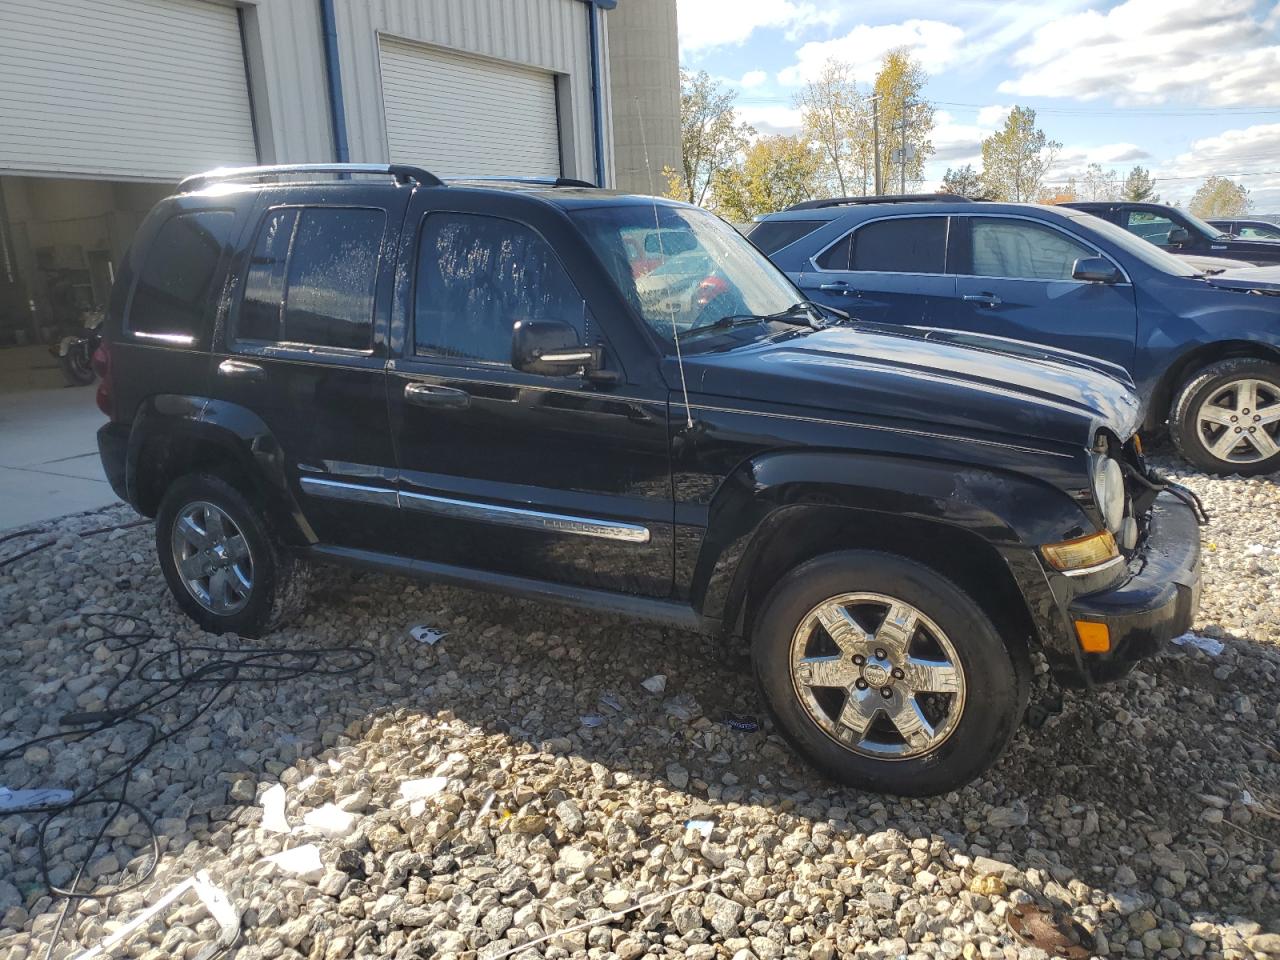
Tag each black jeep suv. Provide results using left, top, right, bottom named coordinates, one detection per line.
left=96, top=164, right=1201, bottom=795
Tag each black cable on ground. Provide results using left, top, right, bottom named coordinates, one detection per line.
left=0, top=610, right=375, bottom=960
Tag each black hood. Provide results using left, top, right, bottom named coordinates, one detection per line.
left=673, top=323, right=1142, bottom=450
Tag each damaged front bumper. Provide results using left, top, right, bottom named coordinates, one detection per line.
left=1065, top=491, right=1202, bottom=684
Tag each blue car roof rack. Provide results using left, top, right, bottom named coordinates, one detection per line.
left=784, top=193, right=977, bottom=212
left=179, top=163, right=444, bottom=192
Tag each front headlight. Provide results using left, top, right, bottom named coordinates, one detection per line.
left=1092, top=454, right=1125, bottom=533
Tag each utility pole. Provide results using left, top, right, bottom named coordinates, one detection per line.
left=872, top=97, right=881, bottom=196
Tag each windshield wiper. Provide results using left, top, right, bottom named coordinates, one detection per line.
left=676, top=303, right=816, bottom=342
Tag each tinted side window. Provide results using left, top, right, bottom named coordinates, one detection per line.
left=969, top=218, right=1093, bottom=280
left=747, top=219, right=825, bottom=255
left=239, top=208, right=296, bottom=343
left=851, top=217, right=946, bottom=273
left=1125, top=211, right=1177, bottom=246
left=236, top=206, right=384, bottom=350
left=128, top=210, right=233, bottom=339
left=415, top=213, right=585, bottom=364
left=815, top=233, right=853, bottom=270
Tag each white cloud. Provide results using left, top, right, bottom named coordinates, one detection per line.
left=998, top=0, right=1280, bottom=105
left=676, top=0, right=839, bottom=56
left=777, top=19, right=966, bottom=85
left=736, top=104, right=804, bottom=136
left=927, top=106, right=1011, bottom=166
left=739, top=70, right=769, bottom=89
left=976, top=104, right=1012, bottom=129
left=1157, top=123, right=1280, bottom=209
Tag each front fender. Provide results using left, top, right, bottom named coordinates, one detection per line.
left=694, top=450, right=1092, bottom=667
left=127, top=394, right=315, bottom=544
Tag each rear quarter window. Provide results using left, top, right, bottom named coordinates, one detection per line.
left=127, top=210, right=234, bottom=342
left=745, top=219, right=825, bottom=255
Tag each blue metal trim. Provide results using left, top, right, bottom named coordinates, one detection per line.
left=586, top=2, right=606, bottom=187
left=318, top=0, right=350, bottom=163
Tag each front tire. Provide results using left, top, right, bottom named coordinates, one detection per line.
left=752, top=550, right=1028, bottom=796
left=156, top=473, right=308, bottom=637
left=1170, top=358, right=1280, bottom=475
left=60, top=345, right=95, bottom=386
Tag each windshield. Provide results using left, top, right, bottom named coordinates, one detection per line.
left=571, top=203, right=802, bottom=345
left=1067, top=213, right=1201, bottom=277
left=1179, top=208, right=1231, bottom=241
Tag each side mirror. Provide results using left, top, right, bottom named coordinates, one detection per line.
left=512, top=319, right=600, bottom=377
left=1072, top=256, right=1123, bottom=284
left=1166, top=226, right=1191, bottom=246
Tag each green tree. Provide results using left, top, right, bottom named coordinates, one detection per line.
left=710, top=135, right=821, bottom=221
left=1189, top=176, right=1250, bottom=218
left=795, top=59, right=874, bottom=196
left=873, top=49, right=935, bottom=193
left=663, top=70, right=754, bottom=206
left=940, top=164, right=984, bottom=198
left=1122, top=165, right=1159, bottom=202
left=979, top=106, right=1060, bottom=201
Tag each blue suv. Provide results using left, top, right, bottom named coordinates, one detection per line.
left=751, top=195, right=1280, bottom=475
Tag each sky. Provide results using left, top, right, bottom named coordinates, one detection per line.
left=674, top=0, right=1280, bottom=210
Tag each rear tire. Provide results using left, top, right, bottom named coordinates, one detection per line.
left=1170, top=358, right=1280, bottom=475
left=156, top=473, right=309, bottom=637
left=60, top=347, right=95, bottom=386
left=752, top=550, right=1028, bottom=796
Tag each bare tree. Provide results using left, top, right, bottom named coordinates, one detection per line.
left=1079, top=163, right=1120, bottom=201
left=664, top=70, right=754, bottom=207
left=794, top=60, right=872, bottom=196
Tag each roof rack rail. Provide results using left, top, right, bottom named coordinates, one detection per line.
left=179, top=163, right=444, bottom=192
left=446, top=175, right=599, bottom=188
left=784, top=193, right=974, bottom=212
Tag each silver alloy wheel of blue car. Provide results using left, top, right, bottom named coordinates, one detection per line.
left=789, top=592, right=967, bottom=760
left=170, top=501, right=254, bottom=615
left=1196, top=377, right=1280, bottom=465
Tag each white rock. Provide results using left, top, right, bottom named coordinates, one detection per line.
left=303, top=803, right=357, bottom=838
left=641, top=674, right=667, bottom=694
left=260, top=783, right=289, bottom=834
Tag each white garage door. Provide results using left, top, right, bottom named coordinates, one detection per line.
left=379, top=37, right=561, bottom=180
left=0, top=0, right=257, bottom=182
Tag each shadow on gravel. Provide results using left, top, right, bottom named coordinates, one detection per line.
left=2, top=512, right=1278, bottom=959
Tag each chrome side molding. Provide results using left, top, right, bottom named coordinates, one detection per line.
left=298, top=477, right=650, bottom=543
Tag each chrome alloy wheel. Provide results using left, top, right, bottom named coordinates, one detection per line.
left=1196, top=377, right=1280, bottom=465
left=789, top=593, right=966, bottom=760
left=170, top=501, right=254, bottom=615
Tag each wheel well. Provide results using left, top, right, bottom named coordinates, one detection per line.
left=730, top=505, right=1038, bottom=662
left=133, top=432, right=257, bottom=517
left=1147, top=340, right=1280, bottom=432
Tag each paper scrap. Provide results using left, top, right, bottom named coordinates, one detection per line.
left=1171, top=633, right=1224, bottom=656
left=0, top=785, right=74, bottom=811
left=399, top=776, right=448, bottom=803
left=684, top=819, right=714, bottom=839
left=641, top=674, right=667, bottom=694
left=303, top=803, right=357, bottom=838
left=264, top=844, right=324, bottom=881
left=410, top=625, right=447, bottom=646
left=261, top=783, right=289, bottom=834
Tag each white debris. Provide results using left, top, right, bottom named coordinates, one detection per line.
left=477, top=790, right=496, bottom=818
left=296, top=774, right=318, bottom=791
left=260, top=783, right=289, bottom=834
left=1171, top=632, right=1224, bottom=656
left=684, top=819, right=714, bottom=839
left=263, top=844, right=324, bottom=882
left=302, top=803, right=357, bottom=838
left=410, top=625, right=447, bottom=645
left=1242, top=789, right=1257, bottom=807
left=0, top=785, right=73, bottom=811
left=399, top=776, right=448, bottom=803
left=580, top=713, right=605, bottom=728
left=641, top=674, right=667, bottom=694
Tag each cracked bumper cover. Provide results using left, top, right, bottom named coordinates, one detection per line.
left=1067, top=492, right=1201, bottom=683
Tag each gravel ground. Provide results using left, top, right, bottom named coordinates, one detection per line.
left=1, top=458, right=1278, bottom=960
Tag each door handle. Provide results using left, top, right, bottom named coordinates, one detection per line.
left=819, top=282, right=857, bottom=296
left=217, top=358, right=266, bottom=381
left=962, top=294, right=1002, bottom=306
left=404, top=382, right=470, bottom=410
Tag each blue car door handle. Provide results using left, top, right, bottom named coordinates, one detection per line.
left=819, top=282, right=858, bottom=296
left=962, top=293, right=1002, bottom=306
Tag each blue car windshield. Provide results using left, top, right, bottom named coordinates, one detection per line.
left=1068, top=213, right=1200, bottom=277
left=571, top=202, right=802, bottom=345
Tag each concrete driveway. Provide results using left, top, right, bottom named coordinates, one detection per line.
left=0, top=345, right=119, bottom=531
